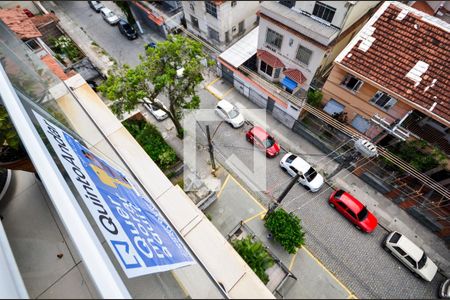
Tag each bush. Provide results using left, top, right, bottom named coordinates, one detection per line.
left=307, top=89, right=323, bottom=108
left=265, top=208, right=305, bottom=254
left=50, top=36, right=82, bottom=62
left=123, top=119, right=178, bottom=170
left=232, top=236, right=274, bottom=284
left=386, top=139, right=446, bottom=172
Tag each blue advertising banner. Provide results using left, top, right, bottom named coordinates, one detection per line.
left=34, top=111, right=195, bottom=278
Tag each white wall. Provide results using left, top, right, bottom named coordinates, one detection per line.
left=182, top=1, right=259, bottom=51
left=341, top=1, right=379, bottom=32
left=257, top=17, right=326, bottom=86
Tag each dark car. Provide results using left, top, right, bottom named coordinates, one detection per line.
left=88, top=1, right=104, bottom=13
left=118, top=19, right=138, bottom=40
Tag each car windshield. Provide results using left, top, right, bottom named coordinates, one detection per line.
left=286, top=154, right=296, bottom=163
left=357, top=206, right=368, bottom=220
left=228, top=107, right=239, bottom=119
left=106, top=11, right=115, bottom=17
left=418, top=253, right=427, bottom=269
left=264, top=136, right=275, bottom=148
left=304, top=167, right=317, bottom=182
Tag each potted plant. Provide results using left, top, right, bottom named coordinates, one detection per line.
left=0, top=105, right=35, bottom=172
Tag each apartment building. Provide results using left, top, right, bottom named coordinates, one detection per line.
left=256, top=0, right=379, bottom=93
left=182, top=0, right=260, bottom=51
left=321, top=1, right=450, bottom=153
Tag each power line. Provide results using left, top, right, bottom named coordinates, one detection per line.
left=143, top=2, right=450, bottom=199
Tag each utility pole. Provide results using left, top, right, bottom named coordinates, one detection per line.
left=206, top=125, right=216, bottom=171
left=266, top=173, right=301, bottom=217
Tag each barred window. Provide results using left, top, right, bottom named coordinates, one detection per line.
left=266, top=28, right=283, bottom=49
left=312, top=2, right=336, bottom=23
left=296, top=45, right=312, bottom=65
left=205, top=1, right=217, bottom=18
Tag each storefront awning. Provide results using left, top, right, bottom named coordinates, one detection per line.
left=281, top=76, right=298, bottom=91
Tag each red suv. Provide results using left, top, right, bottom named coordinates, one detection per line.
left=329, top=189, right=378, bottom=233
left=245, top=126, right=280, bottom=158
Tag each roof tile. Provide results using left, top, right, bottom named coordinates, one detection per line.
left=0, top=8, right=41, bottom=39
left=257, top=49, right=285, bottom=68
left=339, top=3, right=450, bottom=124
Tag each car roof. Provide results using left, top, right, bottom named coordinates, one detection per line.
left=290, top=155, right=311, bottom=173
left=101, top=7, right=112, bottom=13
left=396, top=233, right=424, bottom=261
left=217, top=99, right=235, bottom=112
left=250, top=126, right=270, bottom=140
left=338, top=191, right=364, bottom=213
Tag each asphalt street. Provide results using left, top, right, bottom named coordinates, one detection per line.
left=48, top=3, right=445, bottom=298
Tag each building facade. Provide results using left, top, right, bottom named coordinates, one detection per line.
left=321, top=1, right=450, bottom=151
left=182, top=0, right=260, bottom=51
left=256, top=0, right=380, bottom=93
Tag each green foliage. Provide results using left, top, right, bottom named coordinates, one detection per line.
left=123, top=119, right=178, bottom=170
left=0, top=105, right=21, bottom=150
left=265, top=209, right=305, bottom=254
left=386, top=139, right=447, bottom=172
left=114, top=1, right=136, bottom=25
left=50, top=36, right=82, bottom=62
left=307, top=89, right=323, bottom=108
left=232, top=236, right=275, bottom=284
left=98, top=34, right=209, bottom=138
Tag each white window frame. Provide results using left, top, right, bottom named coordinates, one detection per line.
left=260, top=60, right=273, bottom=77
left=370, top=91, right=397, bottom=110
left=341, top=74, right=363, bottom=92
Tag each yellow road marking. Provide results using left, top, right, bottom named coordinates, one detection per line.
left=206, top=76, right=220, bottom=88
left=288, top=251, right=298, bottom=271
left=228, top=174, right=267, bottom=211
left=217, top=174, right=231, bottom=198
left=221, top=86, right=235, bottom=99
left=302, top=246, right=356, bottom=298
left=243, top=210, right=266, bottom=224
left=206, top=85, right=223, bottom=100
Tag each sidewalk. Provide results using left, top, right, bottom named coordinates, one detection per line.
left=205, top=173, right=354, bottom=299
left=206, top=76, right=450, bottom=277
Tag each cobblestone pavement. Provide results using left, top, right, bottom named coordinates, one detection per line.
left=194, top=115, right=444, bottom=299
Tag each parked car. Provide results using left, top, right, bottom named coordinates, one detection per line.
left=245, top=126, right=280, bottom=158
left=88, top=1, right=104, bottom=13
left=144, top=98, right=169, bottom=121
left=100, top=7, right=119, bottom=25
left=279, top=152, right=324, bottom=192
left=383, top=231, right=438, bottom=282
left=215, top=99, right=245, bottom=128
left=118, top=19, right=138, bottom=40
left=439, top=278, right=450, bottom=298
left=328, top=189, right=378, bottom=233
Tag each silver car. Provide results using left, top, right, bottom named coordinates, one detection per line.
left=144, top=98, right=169, bottom=121
left=100, top=7, right=119, bottom=25
left=383, top=231, right=438, bottom=282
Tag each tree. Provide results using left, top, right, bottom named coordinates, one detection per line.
left=306, top=88, right=323, bottom=108
left=98, top=34, right=211, bottom=138
left=232, top=236, right=274, bottom=284
left=114, top=1, right=136, bottom=25
left=265, top=208, right=305, bottom=254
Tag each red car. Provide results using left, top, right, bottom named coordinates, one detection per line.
left=245, top=126, right=280, bottom=158
left=329, top=189, right=378, bottom=233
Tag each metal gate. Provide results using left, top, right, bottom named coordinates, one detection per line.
left=266, top=97, right=275, bottom=112
left=221, top=64, right=234, bottom=84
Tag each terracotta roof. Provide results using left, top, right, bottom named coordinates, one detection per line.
left=29, top=13, right=59, bottom=28
left=40, top=54, right=76, bottom=81
left=283, top=68, right=306, bottom=85
left=338, top=2, right=450, bottom=124
left=410, top=1, right=435, bottom=16
left=257, top=49, right=285, bottom=68
left=0, top=8, right=41, bottom=39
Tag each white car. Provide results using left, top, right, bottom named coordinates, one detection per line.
left=383, top=231, right=438, bottom=282
left=144, top=98, right=169, bottom=121
left=279, top=152, right=324, bottom=192
left=100, top=7, right=119, bottom=25
left=215, top=99, right=245, bottom=128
